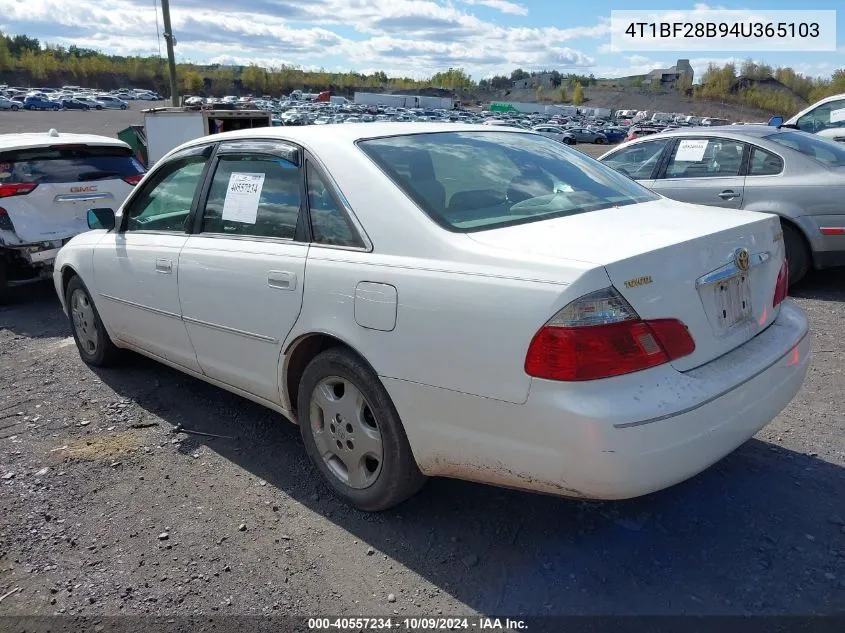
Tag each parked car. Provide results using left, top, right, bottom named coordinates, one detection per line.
left=94, top=95, right=129, bottom=110
left=568, top=128, right=608, bottom=144
left=784, top=93, right=845, bottom=143
left=59, top=98, right=91, bottom=111
left=625, top=126, right=663, bottom=141
left=23, top=95, right=61, bottom=111
left=601, top=127, right=628, bottom=143
left=53, top=123, right=808, bottom=511
left=0, top=96, right=21, bottom=111
left=531, top=125, right=577, bottom=144
left=0, top=131, right=145, bottom=300
left=599, top=126, right=845, bottom=284
left=75, top=97, right=104, bottom=110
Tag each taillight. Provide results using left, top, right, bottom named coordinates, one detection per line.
left=773, top=258, right=789, bottom=308
left=0, top=207, right=14, bottom=231
left=524, top=287, right=695, bottom=382
left=0, top=183, right=37, bottom=198
left=123, top=174, right=144, bottom=186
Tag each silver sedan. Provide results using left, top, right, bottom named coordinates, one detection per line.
left=599, top=126, right=845, bottom=284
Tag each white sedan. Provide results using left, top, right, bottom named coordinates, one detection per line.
left=53, top=123, right=810, bottom=511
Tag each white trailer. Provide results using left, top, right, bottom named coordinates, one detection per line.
left=353, top=92, right=453, bottom=109
left=142, top=107, right=272, bottom=165
left=545, top=105, right=577, bottom=116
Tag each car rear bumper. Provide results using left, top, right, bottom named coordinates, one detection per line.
left=385, top=301, right=810, bottom=499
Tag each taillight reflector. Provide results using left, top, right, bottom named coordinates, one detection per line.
left=820, top=227, right=844, bottom=235
left=0, top=207, right=14, bottom=231
left=123, top=174, right=144, bottom=186
left=0, top=183, right=37, bottom=198
left=773, top=258, right=789, bottom=308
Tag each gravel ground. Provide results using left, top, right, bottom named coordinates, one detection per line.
left=0, top=106, right=843, bottom=623
left=0, top=272, right=843, bottom=621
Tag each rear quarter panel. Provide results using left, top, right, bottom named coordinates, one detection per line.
left=291, top=247, right=609, bottom=404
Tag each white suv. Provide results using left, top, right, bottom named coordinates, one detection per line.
left=0, top=130, right=144, bottom=300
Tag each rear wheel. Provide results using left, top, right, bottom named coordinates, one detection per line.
left=782, top=222, right=810, bottom=286
left=297, top=348, right=425, bottom=511
left=65, top=276, right=120, bottom=366
left=594, top=137, right=606, bottom=144
left=120, top=104, right=128, bottom=110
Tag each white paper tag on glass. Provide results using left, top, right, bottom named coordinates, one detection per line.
left=222, top=173, right=265, bottom=224
left=674, top=139, right=708, bottom=162
left=830, top=107, right=845, bottom=124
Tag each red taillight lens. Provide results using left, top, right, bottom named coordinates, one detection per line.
left=525, top=288, right=696, bottom=382
left=773, top=258, right=789, bottom=308
left=0, top=183, right=37, bottom=198
left=0, top=207, right=14, bottom=231
left=123, top=174, right=144, bottom=186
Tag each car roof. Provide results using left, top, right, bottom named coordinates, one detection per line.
left=178, top=122, right=536, bottom=152
left=0, top=131, right=130, bottom=151
left=648, top=125, right=778, bottom=139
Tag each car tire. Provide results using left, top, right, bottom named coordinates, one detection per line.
left=10, top=105, right=18, bottom=111
left=96, top=105, right=103, bottom=110
left=594, top=138, right=606, bottom=144
left=782, top=222, right=811, bottom=286
left=65, top=276, right=120, bottom=367
left=297, top=347, right=426, bottom=511
left=120, top=105, right=128, bottom=110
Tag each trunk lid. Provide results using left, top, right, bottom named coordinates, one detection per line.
left=0, top=144, right=143, bottom=243
left=467, top=198, right=785, bottom=371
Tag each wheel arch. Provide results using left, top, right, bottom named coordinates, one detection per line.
left=774, top=214, right=815, bottom=269
left=281, top=332, right=378, bottom=420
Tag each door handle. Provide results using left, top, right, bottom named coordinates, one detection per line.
left=718, top=190, right=738, bottom=200
left=268, top=270, right=296, bottom=290
left=155, top=258, right=172, bottom=274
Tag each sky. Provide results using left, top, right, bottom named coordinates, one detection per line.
left=0, top=0, right=843, bottom=80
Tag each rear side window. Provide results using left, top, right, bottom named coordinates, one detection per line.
left=664, top=138, right=745, bottom=178
left=748, top=147, right=783, bottom=175
left=201, top=154, right=302, bottom=239
left=0, top=145, right=144, bottom=185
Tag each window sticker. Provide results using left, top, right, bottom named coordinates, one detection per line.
left=674, top=139, right=709, bottom=162
left=222, top=172, right=265, bottom=224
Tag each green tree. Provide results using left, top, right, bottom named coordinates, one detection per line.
left=183, top=70, right=203, bottom=94
left=572, top=82, right=584, bottom=105
left=556, top=86, right=567, bottom=102
left=535, top=85, right=544, bottom=101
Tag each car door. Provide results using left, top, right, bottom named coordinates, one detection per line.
left=794, top=97, right=845, bottom=143
left=649, top=136, right=747, bottom=209
left=176, top=140, right=308, bottom=404
left=599, top=137, right=673, bottom=188
left=92, top=143, right=213, bottom=371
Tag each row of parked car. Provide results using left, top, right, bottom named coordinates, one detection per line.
left=0, top=85, right=163, bottom=112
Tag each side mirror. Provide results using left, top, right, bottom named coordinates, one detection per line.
left=87, top=208, right=115, bottom=231
left=768, top=116, right=784, bottom=127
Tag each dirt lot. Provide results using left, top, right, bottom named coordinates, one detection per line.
left=1, top=270, right=843, bottom=623
left=1, top=105, right=844, bottom=625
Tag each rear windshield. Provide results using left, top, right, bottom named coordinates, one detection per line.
left=765, top=131, right=845, bottom=168
left=0, top=145, right=144, bottom=184
left=358, top=131, right=658, bottom=232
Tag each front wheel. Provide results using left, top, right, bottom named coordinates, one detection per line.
left=10, top=105, right=18, bottom=111
left=96, top=105, right=103, bottom=110
left=120, top=104, right=128, bottom=110
left=65, top=276, right=120, bottom=366
left=297, top=348, right=425, bottom=511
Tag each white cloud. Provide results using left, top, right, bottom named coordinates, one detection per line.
left=0, top=0, right=607, bottom=78
left=460, top=0, right=528, bottom=17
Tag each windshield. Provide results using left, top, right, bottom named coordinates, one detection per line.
left=358, top=131, right=658, bottom=232
left=765, top=131, right=845, bottom=168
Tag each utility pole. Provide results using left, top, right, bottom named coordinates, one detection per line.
left=160, top=0, right=179, bottom=107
